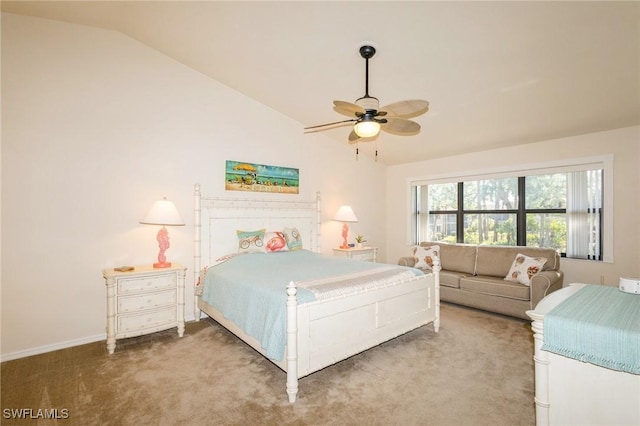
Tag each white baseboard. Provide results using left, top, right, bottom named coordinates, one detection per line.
left=1, top=315, right=205, bottom=362
left=1, top=333, right=106, bottom=362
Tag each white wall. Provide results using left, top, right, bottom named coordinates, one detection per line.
left=386, top=126, right=640, bottom=287
left=0, top=14, right=387, bottom=359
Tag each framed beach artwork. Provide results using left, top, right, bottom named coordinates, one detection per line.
left=225, top=160, right=299, bottom=194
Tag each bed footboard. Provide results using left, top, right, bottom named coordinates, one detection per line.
left=287, top=271, right=438, bottom=402
left=198, top=271, right=438, bottom=403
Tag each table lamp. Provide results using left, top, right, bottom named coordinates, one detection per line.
left=333, top=205, right=358, bottom=249
left=140, top=197, right=185, bottom=268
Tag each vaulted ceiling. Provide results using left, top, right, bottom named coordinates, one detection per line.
left=3, top=1, right=639, bottom=165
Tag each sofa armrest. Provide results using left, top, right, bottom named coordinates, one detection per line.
left=530, top=270, right=564, bottom=307
left=398, top=256, right=416, bottom=267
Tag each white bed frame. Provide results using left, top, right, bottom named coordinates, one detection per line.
left=193, top=184, right=440, bottom=402
left=527, top=284, right=640, bottom=426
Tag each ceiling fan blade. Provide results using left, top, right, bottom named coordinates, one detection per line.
left=333, top=100, right=365, bottom=117
left=381, top=117, right=421, bottom=136
left=304, top=119, right=356, bottom=133
left=380, top=99, right=429, bottom=119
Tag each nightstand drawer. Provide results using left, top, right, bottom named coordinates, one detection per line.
left=332, top=247, right=378, bottom=262
left=118, top=306, right=176, bottom=333
left=118, top=289, right=176, bottom=313
left=117, top=274, right=176, bottom=294
left=350, top=251, right=374, bottom=261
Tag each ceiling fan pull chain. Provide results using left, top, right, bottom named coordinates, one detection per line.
left=356, top=146, right=359, bottom=160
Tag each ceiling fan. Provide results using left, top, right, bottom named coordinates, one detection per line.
left=304, top=45, right=429, bottom=144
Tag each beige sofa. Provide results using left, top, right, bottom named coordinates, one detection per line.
left=399, top=242, right=564, bottom=320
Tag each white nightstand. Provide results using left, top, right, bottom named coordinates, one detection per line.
left=332, top=246, right=378, bottom=262
left=102, top=264, right=186, bottom=354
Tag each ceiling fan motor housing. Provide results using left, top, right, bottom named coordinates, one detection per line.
left=355, top=96, right=379, bottom=111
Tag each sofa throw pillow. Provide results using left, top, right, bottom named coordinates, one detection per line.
left=413, top=245, right=441, bottom=272
left=264, top=231, right=288, bottom=253
left=283, top=227, right=303, bottom=251
left=504, top=253, right=547, bottom=286
left=236, top=229, right=266, bottom=253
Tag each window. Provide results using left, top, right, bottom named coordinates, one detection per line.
left=412, top=165, right=606, bottom=261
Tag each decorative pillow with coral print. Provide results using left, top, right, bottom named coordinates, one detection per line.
left=264, top=231, right=289, bottom=253
left=413, top=245, right=441, bottom=272
left=504, top=253, right=547, bottom=285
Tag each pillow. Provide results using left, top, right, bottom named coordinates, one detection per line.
left=264, top=231, right=288, bottom=253
left=504, top=254, right=547, bottom=286
left=413, top=245, right=441, bottom=272
left=236, top=229, right=266, bottom=253
left=283, top=227, right=303, bottom=251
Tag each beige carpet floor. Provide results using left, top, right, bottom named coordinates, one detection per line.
left=1, top=303, right=535, bottom=426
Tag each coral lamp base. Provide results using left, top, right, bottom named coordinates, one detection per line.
left=153, top=226, right=172, bottom=268
left=339, top=223, right=351, bottom=250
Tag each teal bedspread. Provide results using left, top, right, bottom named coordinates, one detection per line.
left=542, top=284, right=640, bottom=374
left=201, top=250, right=424, bottom=362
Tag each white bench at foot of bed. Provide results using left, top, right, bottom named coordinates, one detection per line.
left=527, top=284, right=640, bottom=426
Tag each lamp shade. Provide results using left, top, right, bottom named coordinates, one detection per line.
left=140, top=197, right=185, bottom=226
left=354, top=120, right=380, bottom=138
left=333, top=205, right=358, bottom=222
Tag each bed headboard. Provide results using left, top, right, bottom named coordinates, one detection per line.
left=193, top=183, right=321, bottom=279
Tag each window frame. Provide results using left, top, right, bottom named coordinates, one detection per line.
left=408, top=155, right=614, bottom=263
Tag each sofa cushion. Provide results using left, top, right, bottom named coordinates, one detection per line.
left=421, top=242, right=476, bottom=275
left=475, top=245, right=559, bottom=277
left=460, top=275, right=530, bottom=301
left=439, top=270, right=467, bottom=289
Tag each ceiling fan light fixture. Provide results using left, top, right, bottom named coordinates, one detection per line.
left=354, top=119, right=380, bottom=138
